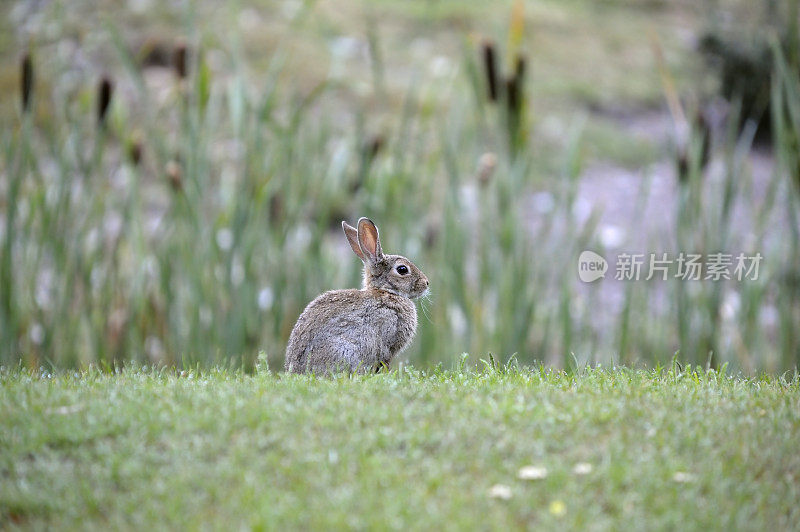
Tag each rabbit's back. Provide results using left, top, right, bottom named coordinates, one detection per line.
left=284, top=288, right=416, bottom=374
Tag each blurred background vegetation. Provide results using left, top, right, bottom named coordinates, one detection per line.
left=1, top=0, right=798, bottom=372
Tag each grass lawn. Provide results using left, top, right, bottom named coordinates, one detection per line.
left=1, top=364, right=798, bottom=530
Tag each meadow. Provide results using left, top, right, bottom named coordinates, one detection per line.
left=2, top=4, right=800, bottom=529
left=0, top=3, right=799, bottom=369
left=1, top=364, right=799, bottom=529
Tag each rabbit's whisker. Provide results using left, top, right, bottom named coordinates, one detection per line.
left=420, top=293, right=434, bottom=324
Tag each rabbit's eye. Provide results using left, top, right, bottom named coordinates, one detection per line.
left=396, top=265, right=409, bottom=275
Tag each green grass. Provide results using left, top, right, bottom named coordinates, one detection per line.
left=1, top=0, right=799, bottom=373
left=2, top=365, right=798, bottom=529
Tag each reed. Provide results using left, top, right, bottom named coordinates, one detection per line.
left=0, top=10, right=798, bottom=372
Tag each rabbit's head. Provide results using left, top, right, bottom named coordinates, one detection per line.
left=342, top=218, right=429, bottom=299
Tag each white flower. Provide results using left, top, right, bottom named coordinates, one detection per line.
left=216, top=228, right=233, bottom=251
left=572, top=462, right=593, bottom=475
left=29, top=323, right=44, bottom=345
left=258, top=287, right=274, bottom=310
left=488, top=484, right=512, bottom=500
left=672, top=471, right=696, bottom=483
left=517, top=465, right=548, bottom=480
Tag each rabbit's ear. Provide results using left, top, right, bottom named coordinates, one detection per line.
left=357, top=217, right=383, bottom=263
left=342, top=221, right=365, bottom=261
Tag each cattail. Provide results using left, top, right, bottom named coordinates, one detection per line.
left=139, top=39, right=171, bottom=68
left=793, top=134, right=800, bottom=194
left=697, top=112, right=711, bottom=168
left=504, top=54, right=527, bottom=156
left=505, top=77, right=519, bottom=117
left=424, top=219, right=441, bottom=249
left=128, top=133, right=143, bottom=166
left=481, top=41, right=499, bottom=102
left=365, top=134, right=384, bottom=162
left=676, top=111, right=711, bottom=184
left=477, top=152, right=497, bottom=187
left=352, top=134, right=385, bottom=192
left=506, top=54, right=526, bottom=117
left=269, top=193, right=284, bottom=223
left=173, top=41, right=188, bottom=79
left=97, top=76, right=113, bottom=126
left=166, top=160, right=182, bottom=191
left=21, top=53, right=33, bottom=113
left=514, top=55, right=526, bottom=91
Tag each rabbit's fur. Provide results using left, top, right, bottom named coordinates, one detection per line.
left=285, top=218, right=429, bottom=375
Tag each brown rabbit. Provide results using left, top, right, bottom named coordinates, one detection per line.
left=285, top=217, right=429, bottom=374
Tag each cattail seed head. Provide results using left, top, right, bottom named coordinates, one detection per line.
left=166, top=160, right=182, bottom=191
left=366, top=134, right=384, bottom=161
left=675, top=111, right=711, bottom=184
left=173, top=41, right=188, bottom=79
left=477, top=152, right=497, bottom=187
left=505, top=77, right=519, bottom=116
left=424, top=218, right=441, bottom=249
left=128, top=133, right=144, bottom=166
left=696, top=111, right=711, bottom=168
left=506, top=54, right=527, bottom=117
left=97, top=76, right=113, bottom=126
left=21, top=53, right=33, bottom=113
left=269, top=193, right=284, bottom=224
left=514, top=54, right=526, bottom=89
left=481, top=41, right=499, bottom=103
left=352, top=134, right=385, bottom=192
left=676, top=151, right=689, bottom=183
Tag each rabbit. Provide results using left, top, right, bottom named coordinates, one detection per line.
left=285, top=217, right=429, bottom=375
